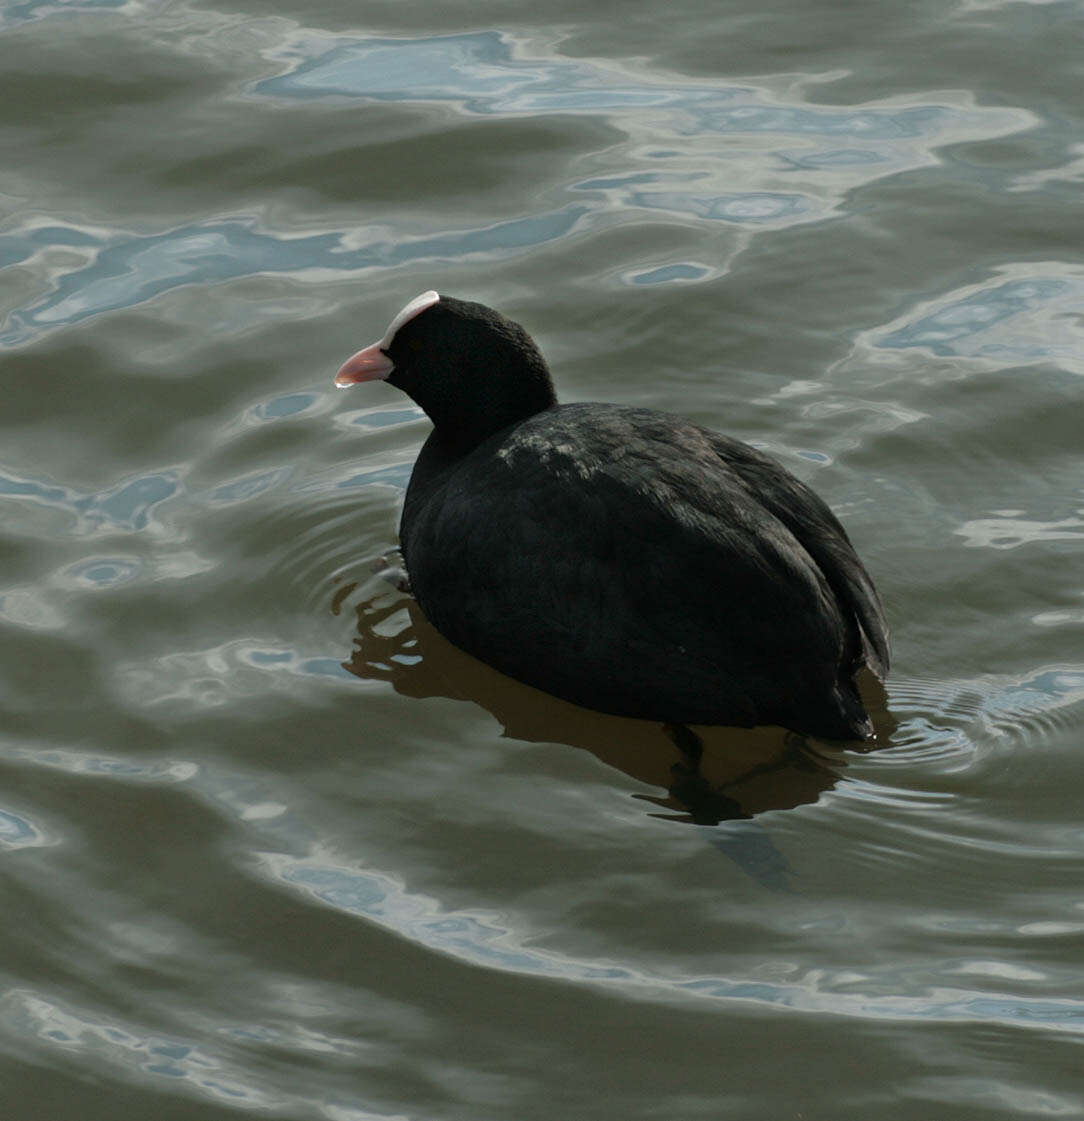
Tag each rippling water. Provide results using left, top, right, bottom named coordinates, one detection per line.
left=3, top=0, right=1083, bottom=1117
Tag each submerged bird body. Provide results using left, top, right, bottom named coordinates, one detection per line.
left=336, top=293, right=889, bottom=740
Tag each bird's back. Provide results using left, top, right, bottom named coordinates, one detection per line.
left=401, top=403, right=887, bottom=739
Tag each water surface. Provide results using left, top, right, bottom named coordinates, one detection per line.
left=2, top=1, right=1083, bottom=1118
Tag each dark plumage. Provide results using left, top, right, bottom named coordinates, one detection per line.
left=336, top=292, right=889, bottom=740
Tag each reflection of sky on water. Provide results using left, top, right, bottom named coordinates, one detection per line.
left=0, top=209, right=589, bottom=347
left=253, top=32, right=733, bottom=113
left=251, top=32, right=979, bottom=148
left=0, top=807, right=44, bottom=848
left=627, top=262, right=712, bottom=285
left=0, top=467, right=180, bottom=533
left=0, top=30, right=1034, bottom=347
left=12, top=746, right=199, bottom=781
left=0, top=394, right=406, bottom=522
left=878, top=277, right=1065, bottom=355
left=857, top=265, right=1084, bottom=374
left=9, top=226, right=1079, bottom=372
left=0, top=386, right=414, bottom=634
left=252, top=30, right=1029, bottom=230
left=956, top=512, right=1084, bottom=550
left=206, top=467, right=292, bottom=505
left=63, top=555, right=143, bottom=588
left=9, top=991, right=271, bottom=1108
left=0, top=464, right=219, bottom=631
left=0, top=0, right=126, bottom=31
left=259, top=839, right=1084, bottom=1034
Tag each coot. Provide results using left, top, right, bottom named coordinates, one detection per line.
left=336, top=291, right=889, bottom=740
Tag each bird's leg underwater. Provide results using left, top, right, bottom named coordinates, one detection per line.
left=665, top=722, right=704, bottom=767
left=660, top=723, right=746, bottom=823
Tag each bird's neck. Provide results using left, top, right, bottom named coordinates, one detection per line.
left=404, top=359, right=557, bottom=459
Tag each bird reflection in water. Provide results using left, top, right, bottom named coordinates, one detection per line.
left=336, top=564, right=893, bottom=828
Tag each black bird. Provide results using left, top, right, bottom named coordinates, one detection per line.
left=335, top=291, right=889, bottom=740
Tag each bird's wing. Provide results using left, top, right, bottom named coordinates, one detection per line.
left=705, top=431, right=890, bottom=678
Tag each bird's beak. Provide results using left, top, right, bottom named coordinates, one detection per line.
left=334, top=342, right=395, bottom=388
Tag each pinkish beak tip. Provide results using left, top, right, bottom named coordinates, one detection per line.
left=334, top=342, right=395, bottom=388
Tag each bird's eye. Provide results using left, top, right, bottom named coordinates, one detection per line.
left=408, top=338, right=423, bottom=352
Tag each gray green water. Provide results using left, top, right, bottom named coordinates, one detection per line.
left=3, top=0, right=1084, bottom=1117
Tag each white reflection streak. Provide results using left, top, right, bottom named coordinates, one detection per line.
left=955, top=513, right=1084, bottom=549
left=259, top=852, right=1084, bottom=1035
left=4, top=989, right=275, bottom=1108
left=857, top=263, right=1084, bottom=374
left=0, top=31, right=1038, bottom=345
